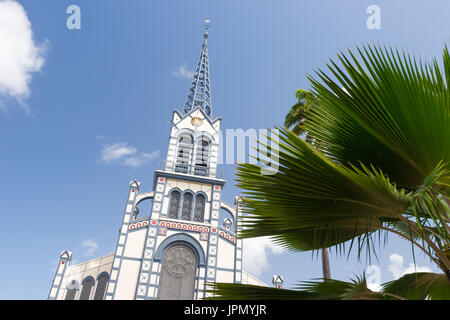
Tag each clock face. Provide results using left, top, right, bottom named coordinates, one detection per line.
left=191, top=117, right=203, bottom=127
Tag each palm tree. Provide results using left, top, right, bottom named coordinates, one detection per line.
left=284, top=89, right=331, bottom=279
left=209, top=44, right=450, bottom=299
left=284, top=89, right=317, bottom=136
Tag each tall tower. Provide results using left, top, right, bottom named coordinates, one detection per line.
left=183, top=20, right=212, bottom=117
left=103, top=22, right=243, bottom=300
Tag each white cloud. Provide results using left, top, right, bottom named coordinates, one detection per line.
left=173, top=63, right=195, bottom=79
left=123, top=150, right=160, bottom=168
left=101, top=143, right=137, bottom=163
left=81, top=239, right=99, bottom=257
left=0, top=0, right=47, bottom=113
left=100, top=142, right=159, bottom=168
left=366, top=265, right=382, bottom=292
left=388, top=253, right=432, bottom=279
left=243, top=237, right=285, bottom=277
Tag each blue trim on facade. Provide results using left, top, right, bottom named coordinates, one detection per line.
left=152, top=170, right=225, bottom=191
left=82, top=275, right=95, bottom=285
left=153, top=233, right=206, bottom=266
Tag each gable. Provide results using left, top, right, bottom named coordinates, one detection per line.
left=171, top=107, right=221, bottom=143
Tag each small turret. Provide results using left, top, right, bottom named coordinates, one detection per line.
left=272, top=274, right=284, bottom=289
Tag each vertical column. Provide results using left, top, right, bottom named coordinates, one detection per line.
left=134, top=176, right=166, bottom=300
left=204, top=184, right=221, bottom=298
left=234, top=196, right=243, bottom=284
left=48, top=250, right=72, bottom=300
left=165, top=135, right=177, bottom=171
left=105, top=180, right=140, bottom=300
left=209, top=142, right=219, bottom=178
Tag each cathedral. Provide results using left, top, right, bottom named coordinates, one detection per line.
left=47, top=24, right=267, bottom=300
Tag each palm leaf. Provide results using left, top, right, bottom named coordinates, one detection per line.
left=237, top=128, right=410, bottom=252
left=306, top=45, right=450, bottom=191
left=382, top=272, right=450, bottom=300
left=208, top=276, right=398, bottom=300
left=206, top=283, right=319, bottom=300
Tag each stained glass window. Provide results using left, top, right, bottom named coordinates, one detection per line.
left=93, top=273, right=109, bottom=300
left=169, top=191, right=181, bottom=219
left=193, top=194, right=205, bottom=222
left=181, top=193, right=193, bottom=220
left=79, top=277, right=94, bottom=300
left=65, top=279, right=79, bottom=300
left=65, top=288, right=77, bottom=300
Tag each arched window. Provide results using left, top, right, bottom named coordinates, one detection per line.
left=93, top=272, right=109, bottom=300
left=180, top=192, right=193, bottom=221
left=175, top=134, right=193, bottom=174
left=65, top=279, right=79, bottom=300
left=193, top=194, right=206, bottom=222
left=168, top=190, right=181, bottom=219
left=194, top=138, right=210, bottom=176
left=79, top=277, right=94, bottom=300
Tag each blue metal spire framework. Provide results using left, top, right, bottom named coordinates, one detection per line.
left=183, top=20, right=212, bottom=117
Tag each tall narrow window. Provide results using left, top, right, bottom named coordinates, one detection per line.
left=168, top=190, right=181, bottom=219
left=194, top=138, right=210, bottom=176
left=79, top=277, right=94, bottom=300
left=175, top=135, right=193, bottom=174
left=181, top=193, right=193, bottom=221
left=93, top=273, right=109, bottom=300
left=65, top=280, right=79, bottom=300
left=193, top=194, right=206, bottom=222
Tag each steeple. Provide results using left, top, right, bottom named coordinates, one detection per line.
left=183, top=20, right=212, bottom=117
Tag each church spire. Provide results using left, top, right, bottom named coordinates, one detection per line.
left=183, top=20, right=212, bottom=117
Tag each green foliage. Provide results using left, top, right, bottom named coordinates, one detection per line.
left=209, top=272, right=450, bottom=300
left=284, top=89, right=319, bottom=137
left=217, top=44, right=450, bottom=299
left=383, top=272, right=450, bottom=300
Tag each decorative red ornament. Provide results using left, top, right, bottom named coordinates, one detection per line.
left=131, top=190, right=134, bottom=192
left=61, top=261, right=64, bottom=264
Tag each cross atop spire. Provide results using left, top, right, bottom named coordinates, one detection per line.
left=183, top=20, right=212, bottom=117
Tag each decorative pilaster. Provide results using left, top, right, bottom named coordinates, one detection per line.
left=134, top=176, right=167, bottom=300
left=204, top=184, right=221, bottom=298
left=48, top=250, right=72, bottom=300
left=105, top=180, right=140, bottom=300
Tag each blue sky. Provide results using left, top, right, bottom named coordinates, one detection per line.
left=0, top=0, right=449, bottom=299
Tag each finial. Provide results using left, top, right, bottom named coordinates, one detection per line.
left=204, top=19, right=210, bottom=38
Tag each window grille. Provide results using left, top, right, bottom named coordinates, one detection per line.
left=168, top=191, right=181, bottom=219
left=181, top=193, right=193, bottom=220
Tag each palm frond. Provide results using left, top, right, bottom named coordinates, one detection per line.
left=205, top=283, right=319, bottom=300
left=237, top=128, right=410, bottom=253
left=306, top=45, right=450, bottom=190
left=208, top=276, right=398, bottom=300
left=382, top=272, right=450, bottom=300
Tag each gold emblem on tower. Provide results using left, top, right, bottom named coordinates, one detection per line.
left=191, top=117, right=203, bottom=127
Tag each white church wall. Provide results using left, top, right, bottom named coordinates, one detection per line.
left=204, top=202, right=211, bottom=221
left=189, top=181, right=202, bottom=193
left=217, top=238, right=235, bottom=270
left=201, top=183, right=212, bottom=197
left=241, top=271, right=268, bottom=287
left=114, top=259, right=140, bottom=300
left=123, top=228, right=146, bottom=258
left=216, top=270, right=234, bottom=283
left=161, top=196, right=169, bottom=214
left=57, top=254, right=114, bottom=300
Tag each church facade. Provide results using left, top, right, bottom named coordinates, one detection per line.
left=47, top=25, right=267, bottom=300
